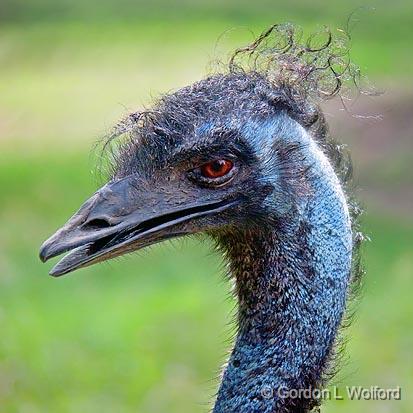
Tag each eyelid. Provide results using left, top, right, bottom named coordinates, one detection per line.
left=192, top=153, right=237, bottom=169
left=172, top=142, right=243, bottom=166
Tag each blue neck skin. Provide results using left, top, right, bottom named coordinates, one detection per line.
left=213, top=116, right=353, bottom=413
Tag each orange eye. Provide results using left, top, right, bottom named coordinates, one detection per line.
left=200, top=159, right=233, bottom=179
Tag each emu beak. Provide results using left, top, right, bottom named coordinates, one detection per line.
left=39, top=176, right=235, bottom=277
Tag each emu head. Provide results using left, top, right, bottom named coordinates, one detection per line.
left=40, top=24, right=356, bottom=278
left=40, top=72, right=312, bottom=275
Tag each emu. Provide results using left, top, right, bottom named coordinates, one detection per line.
left=40, top=25, right=363, bottom=413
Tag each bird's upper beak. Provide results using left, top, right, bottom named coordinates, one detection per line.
left=39, top=176, right=236, bottom=277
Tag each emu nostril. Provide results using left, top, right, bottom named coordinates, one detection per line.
left=82, top=218, right=112, bottom=230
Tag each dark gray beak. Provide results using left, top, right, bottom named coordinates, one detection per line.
left=39, top=176, right=236, bottom=277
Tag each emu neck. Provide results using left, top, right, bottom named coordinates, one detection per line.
left=213, top=139, right=352, bottom=412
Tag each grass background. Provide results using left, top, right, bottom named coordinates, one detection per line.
left=0, top=1, right=412, bottom=412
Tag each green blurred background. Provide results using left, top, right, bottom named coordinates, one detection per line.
left=0, top=0, right=412, bottom=412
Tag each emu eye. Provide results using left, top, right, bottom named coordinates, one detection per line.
left=200, top=160, right=233, bottom=179
left=188, top=159, right=236, bottom=188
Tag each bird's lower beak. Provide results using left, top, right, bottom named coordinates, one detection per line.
left=39, top=176, right=236, bottom=277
